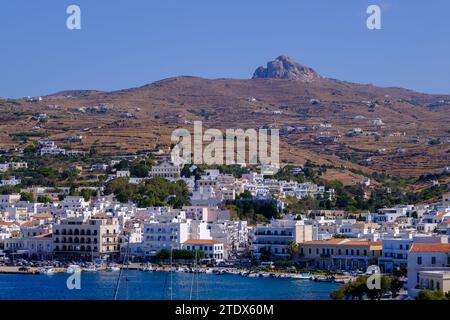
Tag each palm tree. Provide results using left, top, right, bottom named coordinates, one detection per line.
left=287, top=241, right=299, bottom=259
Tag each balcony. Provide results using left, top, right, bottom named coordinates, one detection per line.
left=102, top=234, right=117, bottom=238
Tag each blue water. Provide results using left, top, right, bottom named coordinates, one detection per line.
left=0, top=271, right=339, bottom=300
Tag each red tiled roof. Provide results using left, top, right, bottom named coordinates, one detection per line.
left=184, top=239, right=222, bottom=245
left=20, top=220, right=33, bottom=227
left=32, top=213, right=53, bottom=219
left=410, top=243, right=450, bottom=253
left=33, top=233, right=52, bottom=239
left=0, top=221, right=14, bottom=226
left=435, top=212, right=449, bottom=218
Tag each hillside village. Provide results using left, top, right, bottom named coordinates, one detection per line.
left=0, top=139, right=449, bottom=299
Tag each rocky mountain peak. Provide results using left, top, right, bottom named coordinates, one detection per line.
left=252, top=55, right=322, bottom=82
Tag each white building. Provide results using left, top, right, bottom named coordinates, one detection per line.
left=379, top=238, right=412, bottom=273
left=142, top=218, right=211, bottom=254
left=116, top=170, right=130, bottom=178
left=0, top=194, right=21, bottom=209
left=0, top=176, right=21, bottom=187
left=182, top=239, right=226, bottom=262
left=149, top=161, right=180, bottom=181
left=253, top=217, right=313, bottom=259
left=373, top=206, right=410, bottom=223
left=407, top=243, right=450, bottom=297
left=53, top=217, right=120, bottom=260
left=63, top=196, right=90, bottom=210
left=0, top=164, right=8, bottom=172
left=208, top=220, right=249, bottom=258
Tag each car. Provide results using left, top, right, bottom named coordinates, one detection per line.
left=18, top=266, right=30, bottom=272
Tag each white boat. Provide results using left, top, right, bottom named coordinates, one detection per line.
left=106, top=265, right=120, bottom=272
left=83, top=265, right=98, bottom=272
left=66, top=265, right=81, bottom=274
left=141, top=264, right=153, bottom=272
left=290, top=273, right=312, bottom=280
left=39, top=267, right=54, bottom=275
left=205, top=268, right=214, bottom=274
left=313, top=275, right=334, bottom=282
left=246, top=272, right=259, bottom=278
left=334, top=276, right=353, bottom=284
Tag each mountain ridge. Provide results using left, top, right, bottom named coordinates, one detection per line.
left=1, top=56, right=448, bottom=179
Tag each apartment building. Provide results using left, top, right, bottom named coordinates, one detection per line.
left=53, top=217, right=120, bottom=260
left=379, top=238, right=412, bottom=272
left=252, top=217, right=313, bottom=259
left=142, top=218, right=211, bottom=254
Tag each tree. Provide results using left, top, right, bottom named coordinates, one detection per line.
left=287, top=241, right=299, bottom=259
left=130, top=162, right=150, bottom=178
left=23, top=145, right=37, bottom=155
left=390, top=276, right=403, bottom=297
left=20, top=192, right=35, bottom=202
left=37, top=195, right=52, bottom=203
left=156, top=249, right=170, bottom=261
left=330, top=275, right=396, bottom=300
left=238, top=190, right=253, bottom=199
left=330, top=287, right=346, bottom=300
left=416, top=289, right=449, bottom=300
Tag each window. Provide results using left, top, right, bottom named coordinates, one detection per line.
left=431, top=257, right=436, bottom=264
left=417, top=256, right=422, bottom=265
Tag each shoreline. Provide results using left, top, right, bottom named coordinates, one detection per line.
left=0, top=264, right=354, bottom=284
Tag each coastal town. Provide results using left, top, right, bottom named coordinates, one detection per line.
left=0, top=140, right=449, bottom=300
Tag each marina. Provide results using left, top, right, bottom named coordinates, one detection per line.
left=0, top=270, right=340, bottom=300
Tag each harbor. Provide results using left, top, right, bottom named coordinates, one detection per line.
left=0, top=269, right=340, bottom=300
left=0, top=263, right=355, bottom=284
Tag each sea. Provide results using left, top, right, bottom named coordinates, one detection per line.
left=0, top=271, right=339, bottom=300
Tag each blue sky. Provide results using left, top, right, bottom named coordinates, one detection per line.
left=1, top=0, right=450, bottom=98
